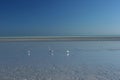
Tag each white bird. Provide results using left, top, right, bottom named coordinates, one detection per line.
left=66, top=50, right=70, bottom=56
left=48, top=48, right=54, bottom=56
left=66, top=50, right=70, bottom=53
left=27, top=50, right=31, bottom=56
left=66, top=53, right=70, bottom=56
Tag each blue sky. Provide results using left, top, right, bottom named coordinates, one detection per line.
left=0, top=0, right=120, bottom=36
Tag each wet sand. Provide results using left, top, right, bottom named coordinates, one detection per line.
left=0, top=41, right=120, bottom=80
left=0, top=64, right=120, bottom=80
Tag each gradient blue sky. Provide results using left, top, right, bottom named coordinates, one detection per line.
left=0, top=0, right=120, bottom=36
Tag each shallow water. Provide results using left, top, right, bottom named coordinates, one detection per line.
left=0, top=41, right=120, bottom=80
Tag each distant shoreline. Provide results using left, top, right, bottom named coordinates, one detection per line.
left=0, top=36, right=120, bottom=42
